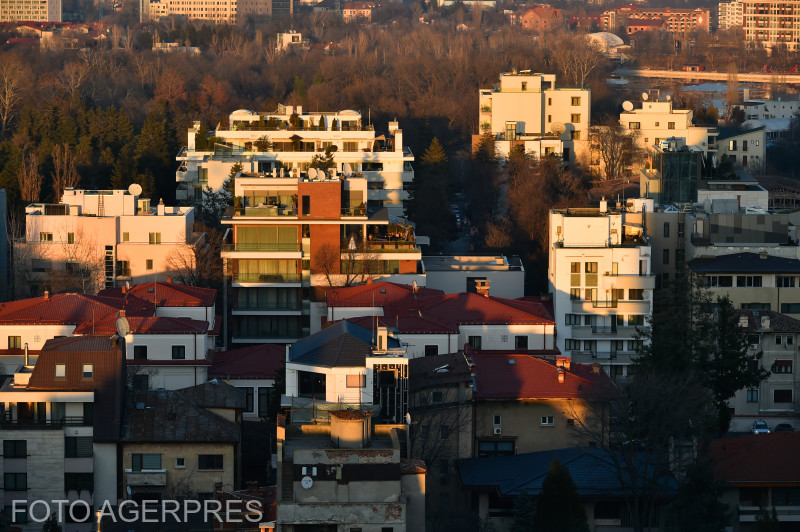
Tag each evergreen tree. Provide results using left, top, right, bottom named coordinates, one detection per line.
left=406, top=137, right=456, bottom=251
left=310, top=146, right=336, bottom=170
left=110, top=142, right=138, bottom=190
left=511, top=492, right=536, bottom=532
left=531, top=459, right=589, bottom=532
left=41, top=513, right=61, bottom=532
left=666, top=460, right=730, bottom=532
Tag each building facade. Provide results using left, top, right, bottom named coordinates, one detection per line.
left=477, top=71, right=591, bottom=165
left=719, top=0, right=744, bottom=29
left=177, top=106, right=414, bottom=218
left=0, top=0, right=60, bottom=21
left=742, top=0, right=800, bottom=51
left=620, top=98, right=717, bottom=155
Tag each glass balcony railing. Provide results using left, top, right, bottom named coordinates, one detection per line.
left=223, top=243, right=301, bottom=252
left=233, top=303, right=302, bottom=311
left=232, top=273, right=302, bottom=283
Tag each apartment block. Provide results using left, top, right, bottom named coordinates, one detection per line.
left=715, top=127, right=767, bottom=173
left=602, top=6, right=710, bottom=37
left=142, top=0, right=293, bottom=23
left=221, top=171, right=422, bottom=344
left=0, top=336, right=125, bottom=532
left=743, top=0, right=800, bottom=51
left=177, top=105, right=414, bottom=218
left=548, top=199, right=655, bottom=380
left=477, top=71, right=590, bottom=165
left=0, top=0, right=61, bottom=21
left=620, top=97, right=718, bottom=155
left=719, top=0, right=744, bottom=29
left=20, top=188, right=196, bottom=295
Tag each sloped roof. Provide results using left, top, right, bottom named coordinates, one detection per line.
left=348, top=315, right=457, bottom=334
left=98, top=282, right=216, bottom=307
left=716, top=126, right=766, bottom=141
left=711, top=432, right=800, bottom=484
left=289, top=320, right=400, bottom=367
left=472, top=354, right=618, bottom=401
left=124, top=387, right=241, bottom=443
left=736, top=309, right=800, bottom=333
left=409, top=352, right=473, bottom=392
left=690, top=253, right=800, bottom=274
left=326, top=281, right=443, bottom=308
left=73, top=316, right=209, bottom=335
left=0, top=293, right=153, bottom=325
left=210, top=344, right=285, bottom=380
left=458, top=447, right=677, bottom=497
left=178, top=380, right=247, bottom=410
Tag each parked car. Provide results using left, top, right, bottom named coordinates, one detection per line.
left=775, top=423, right=795, bottom=432
left=751, top=420, right=770, bottom=434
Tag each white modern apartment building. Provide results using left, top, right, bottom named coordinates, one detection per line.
left=177, top=105, right=414, bottom=218
left=0, top=0, right=60, bottom=21
left=548, top=199, right=655, bottom=380
left=718, top=0, right=744, bottom=29
left=477, top=71, right=591, bottom=164
left=620, top=97, right=718, bottom=155
left=20, top=188, right=196, bottom=295
left=142, top=0, right=291, bottom=23
left=742, top=0, right=800, bottom=51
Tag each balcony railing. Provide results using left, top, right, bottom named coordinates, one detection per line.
left=232, top=273, right=302, bottom=283
left=223, top=243, right=301, bottom=252
left=235, top=206, right=297, bottom=217
left=125, top=469, right=167, bottom=487
left=233, top=303, right=302, bottom=311
left=0, top=416, right=88, bottom=429
left=344, top=240, right=417, bottom=253
left=342, top=206, right=367, bottom=216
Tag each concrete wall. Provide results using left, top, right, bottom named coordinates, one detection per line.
left=94, top=443, right=118, bottom=505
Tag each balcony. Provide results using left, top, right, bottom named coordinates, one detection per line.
left=0, top=416, right=88, bottom=429
left=125, top=469, right=167, bottom=487
left=739, top=506, right=800, bottom=522
left=234, top=205, right=297, bottom=217
left=571, top=299, right=650, bottom=314
left=232, top=273, right=302, bottom=284
left=344, top=240, right=418, bottom=253
left=604, top=274, right=656, bottom=290
left=342, top=205, right=367, bottom=217
left=222, top=243, right=301, bottom=252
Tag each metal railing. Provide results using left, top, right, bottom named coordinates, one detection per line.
left=232, top=273, right=301, bottom=283
left=223, top=243, right=300, bottom=252
left=0, top=416, right=88, bottom=429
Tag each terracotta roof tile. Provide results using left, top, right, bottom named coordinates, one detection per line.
left=73, top=316, right=209, bottom=336
left=326, top=281, right=443, bottom=308
left=98, top=282, right=216, bottom=307
left=711, top=432, right=800, bottom=484
left=0, top=293, right=152, bottom=326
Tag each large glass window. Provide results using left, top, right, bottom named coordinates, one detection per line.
left=3, top=440, right=26, bottom=458
left=198, top=455, right=223, bottom=470
left=236, top=227, right=298, bottom=250
left=132, top=453, right=162, bottom=471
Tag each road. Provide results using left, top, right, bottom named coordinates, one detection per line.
left=615, top=67, right=800, bottom=84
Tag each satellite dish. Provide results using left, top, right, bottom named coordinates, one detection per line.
left=622, top=100, right=634, bottom=112
left=116, top=314, right=131, bottom=337
left=666, top=95, right=672, bottom=102
left=301, top=476, right=313, bottom=489
left=126, top=485, right=132, bottom=496
left=642, top=92, right=649, bottom=101
left=551, top=122, right=566, bottom=135
left=308, top=168, right=318, bottom=180
left=405, top=413, right=411, bottom=425
left=128, top=183, right=143, bottom=196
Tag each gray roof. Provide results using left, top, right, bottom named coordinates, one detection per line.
left=409, top=352, right=472, bottom=392
left=736, top=309, right=800, bottom=333
left=690, top=252, right=800, bottom=274
left=716, top=126, right=765, bottom=141
left=179, top=380, right=246, bottom=410
left=288, top=320, right=400, bottom=367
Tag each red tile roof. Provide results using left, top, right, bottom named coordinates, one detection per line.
left=98, top=282, right=216, bottom=307
left=472, top=354, right=618, bottom=401
left=0, top=293, right=152, bottom=325
left=209, top=344, right=285, bottom=379
left=414, top=293, right=554, bottom=326
left=710, top=432, right=800, bottom=485
left=73, top=316, right=209, bottom=336
left=326, top=282, right=443, bottom=308
left=348, top=314, right=457, bottom=334
left=26, top=336, right=124, bottom=391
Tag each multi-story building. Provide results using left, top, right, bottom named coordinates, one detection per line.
left=0, top=336, right=125, bottom=532
left=221, top=171, right=423, bottom=345
left=209, top=343, right=285, bottom=419
left=342, top=1, right=374, bottom=22
left=177, top=105, right=414, bottom=218
left=548, top=200, right=655, bottom=379
left=620, top=97, right=718, bottom=156
left=715, top=126, right=767, bottom=174
left=730, top=310, right=799, bottom=432
left=142, top=0, right=294, bottom=23
left=0, top=0, right=60, bottom=21
left=477, top=71, right=591, bottom=165
left=19, top=188, right=196, bottom=295
left=602, top=6, right=710, bottom=37
left=422, top=255, right=525, bottom=299
left=719, top=0, right=744, bottom=29
left=742, top=0, right=800, bottom=51
left=519, top=6, right=565, bottom=32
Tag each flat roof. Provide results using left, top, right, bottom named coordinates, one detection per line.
left=422, top=255, right=523, bottom=271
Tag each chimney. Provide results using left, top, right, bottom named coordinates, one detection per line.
left=474, top=279, right=490, bottom=298
left=166, top=277, right=172, bottom=284
left=246, top=481, right=259, bottom=494
left=44, top=290, right=49, bottom=299
left=592, top=363, right=601, bottom=375
left=599, top=196, right=608, bottom=213
left=24, top=343, right=29, bottom=366
left=376, top=326, right=388, bottom=351
left=157, top=198, right=166, bottom=216
left=557, top=367, right=565, bottom=384
left=759, top=251, right=768, bottom=260
left=119, top=310, right=126, bottom=317
left=412, top=280, right=419, bottom=294
left=556, top=356, right=571, bottom=371
left=121, top=285, right=128, bottom=294
left=214, top=482, right=223, bottom=492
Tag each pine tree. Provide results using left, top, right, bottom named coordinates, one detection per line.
left=531, top=459, right=589, bottom=532
left=666, top=460, right=730, bottom=532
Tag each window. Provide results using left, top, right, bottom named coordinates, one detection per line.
left=424, top=345, right=438, bottom=357
left=40, top=232, right=53, bottom=242
left=82, top=364, right=93, bottom=379
left=67, top=232, right=74, bottom=244
left=585, top=262, right=598, bottom=273
left=132, top=453, right=162, bottom=471
left=146, top=259, right=154, bottom=270
left=629, top=122, right=640, bottom=130
left=521, top=82, right=527, bottom=91
left=198, top=454, right=224, bottom=470
left=737, top=276, right=762, bottom=287
left=781, top=303, right=800, bottom=313
left=747, top=388, right=759, bottom=402
left=663, top=223, right=670, bottom=238
left=571, top=114, right=581, bottom=123
left=468, top=336, right=482, bottom=350
left=55, top=364, right=66, bottom=378
left=628, top=340, right=643, bottom=351
left=707, top=275, right=733, bottom=287
left=628, top=315, right=645, bottom=326
left=541, top=416, right=555, bottom=426
left=133, top=345, right=147, bottom=360
left=729, top=140, right=737, bottom=150
left=133, top=374, right=149, bottom=392
left=548, top=114, right=552, bottom=123
left=548, top=98, right=552, bottom=105
left=346, top=374, right=366, bottom=388
left=493, top=415, right=502, bottom=425
left=122, top=232, right=130, bottom=242
left=663, top=249, right=669, bottom=265
left=515, top=336, right=528, bottom=349
left=583, top=340, right=596, bottom=352
left=302, top=196, right=310, bottom=216
left=432, top=391, right=443, bottom=404
left=772, top=487, right=800, bottom=506
left=570, top=288, right=581, bottom=300
left=477, top=440, right=514, bottom=457
left=777, top=276, right=796, bottom=287
left=3, top=440, right=26, bottom=458
left=571, top=96, right=581, bottom=106
left=8, top=336, right=21, bottom=349
left=565, top=339, right=580, bottom=350
left=668, top=122, right=675, bottom=129
left=571, top=130, right=581, bottom=140
left=148, top=232, right=161, bottom=244
left=629, top=289, right=644, bottom=300
left=772, top=360, right=793, bottom=373
left=774, top=389, right=793, bottom=403
left=565, top=314, right=580, bottom=325
left=4, top=473, right=27, bottom=490
left=65, top=436, right=93, bottom=458
left=171, top=345, right=186, bottom=360
left=258, top=387, right=269, bottom=417
left=175, top=458, right=186, bottom=468
left=64, top=473, right=93, bottom=493
left=239, top=387, right=254, bottom=412
left=585, top=288, right=597, bottom=301
left=440, top=425, right=450, bottom=440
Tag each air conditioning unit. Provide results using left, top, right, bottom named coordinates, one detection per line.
left=493, top=427, right=502, bottom=435
left=750, top=344, right=759, bottom=350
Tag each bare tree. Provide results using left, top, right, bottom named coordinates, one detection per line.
left=317, top=241, right=381, bottom=287
left=18, top=152, right=43, bottom=203
left=590, top=117, right=644, bottom=181
left=58, top=61, right=90, bottom=99
left=51, top=144, right=80, bottom=202
left=725, top=62, right=740, bottom=122
left=0, top=55, right=27, bottom=137
left=165, top=228, right=223, bottom=288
